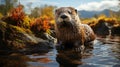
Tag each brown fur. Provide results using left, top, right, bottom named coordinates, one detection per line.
left=55, top=7, right=95, bottom=49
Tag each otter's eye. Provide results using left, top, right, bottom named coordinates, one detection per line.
left=55, top=9, right=61, bottom=15
left=68, top=11, right=72, bottom=14
left=57, top=12, right=61, bottom=15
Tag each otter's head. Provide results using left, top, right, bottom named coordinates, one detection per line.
left=55, top=7, right=80, bottom=28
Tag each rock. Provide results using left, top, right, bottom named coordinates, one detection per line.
left=50, top=30, right=56, bottom=38
left=92, top=19, right=120, bottom=36
left=35, top=32, right=57, bottom=46
left=0, top=21, right=9, bottom=50
left=93, top=21, right=109, bottom=36
left=0, top=21, right=54, bottom=55
left=111, top=26, right=120, bottom=36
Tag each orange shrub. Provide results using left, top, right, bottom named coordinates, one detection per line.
left=30, top=16, right=51, bottom=33
left=9, top=5, right=25, bottom=26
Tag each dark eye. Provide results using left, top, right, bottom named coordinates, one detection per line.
left=68, top=11, right=72, bottom=14
left=57, top=12, right=61, bottom=15
left=56, top=11, right=61, bottom=15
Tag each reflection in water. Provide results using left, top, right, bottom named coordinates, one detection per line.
left=56, top=45, right=93, bottom=67
left=0, top=53, right=31, bottom=67
left=0, top=36, right=120, bottom=67
left=56, top=36, right=120, bottom=67
left=56, top=50, right=82, bottom=67
left=86, top=36, right=120, bottom=67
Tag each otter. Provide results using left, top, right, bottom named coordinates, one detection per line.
left=55, top=7, right=95, bottom=53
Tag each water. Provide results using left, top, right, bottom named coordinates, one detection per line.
left=0, top=36, right=120, bottom=67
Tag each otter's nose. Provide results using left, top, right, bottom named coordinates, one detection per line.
left=60, top=15, right=68, bottom=19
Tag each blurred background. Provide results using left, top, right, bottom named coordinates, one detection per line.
left=0, top=0, right=120, bottom=36
left=0, top=0, right=120, bottom=35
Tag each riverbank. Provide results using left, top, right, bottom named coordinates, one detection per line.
left=0, top=20, right=56, bottom=55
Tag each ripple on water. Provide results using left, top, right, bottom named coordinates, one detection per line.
left=27, top=36, right=120, bottom=67
left=81, top=36, right=120, bottom=67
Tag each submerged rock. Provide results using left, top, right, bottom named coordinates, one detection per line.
left=0, top=21, right=55, bottom=55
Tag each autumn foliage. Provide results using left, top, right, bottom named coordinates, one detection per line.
left=1, top=4, right=55, bottom=34
left=8, top=5, right=54, bottom=33
left=82, top=14, right=119, bottom=27
left=30, top=16, right=51, bottom=33
left=9, top=5, right=25, bottom=26
left=1, top=4, right=119, bottom=36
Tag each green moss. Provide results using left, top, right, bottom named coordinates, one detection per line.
left=10, top=41, right=26, bottom=50
left=22, top=16, right=31, bottom=29
left=10, top=25, right=33, bottom=34
left=24, top=29, right=33, bottom=34
left=0, top=21, right=7, bottom=30
left=0, top=13, right=3, bottom=19
left=11, top=25, right=26, bottom=33
left=15, top=39, right=24, bottom=43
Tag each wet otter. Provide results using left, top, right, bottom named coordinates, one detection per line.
left=55, top=7, right=95, bottom=53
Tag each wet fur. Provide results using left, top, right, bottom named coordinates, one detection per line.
left=55, top=7, right=95, bottom=51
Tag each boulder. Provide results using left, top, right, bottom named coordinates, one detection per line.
left=0, top=21, right=55, bottom=55
left=111, top=26, right=120, bottom=36
left=93, top=21, right=109, bottom=36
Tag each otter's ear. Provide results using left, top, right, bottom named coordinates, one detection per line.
left=75, top=9, right=77, bottom=13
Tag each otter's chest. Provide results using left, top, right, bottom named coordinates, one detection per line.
left=58, top=28, right=81, bottom=41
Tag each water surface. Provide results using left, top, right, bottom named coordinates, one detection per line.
left=0, top=36, right=120, bottom=67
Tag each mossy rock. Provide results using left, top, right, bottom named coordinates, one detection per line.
left=0, top=21, right=54, bottom=54
left=93, top=22, right=109, bottom=36
left=0, top=21, right=8, bottom=50
left=111, top=26, right=120, bottom=36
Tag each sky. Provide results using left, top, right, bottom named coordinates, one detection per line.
left=19, top=0, right=119, bottom=11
